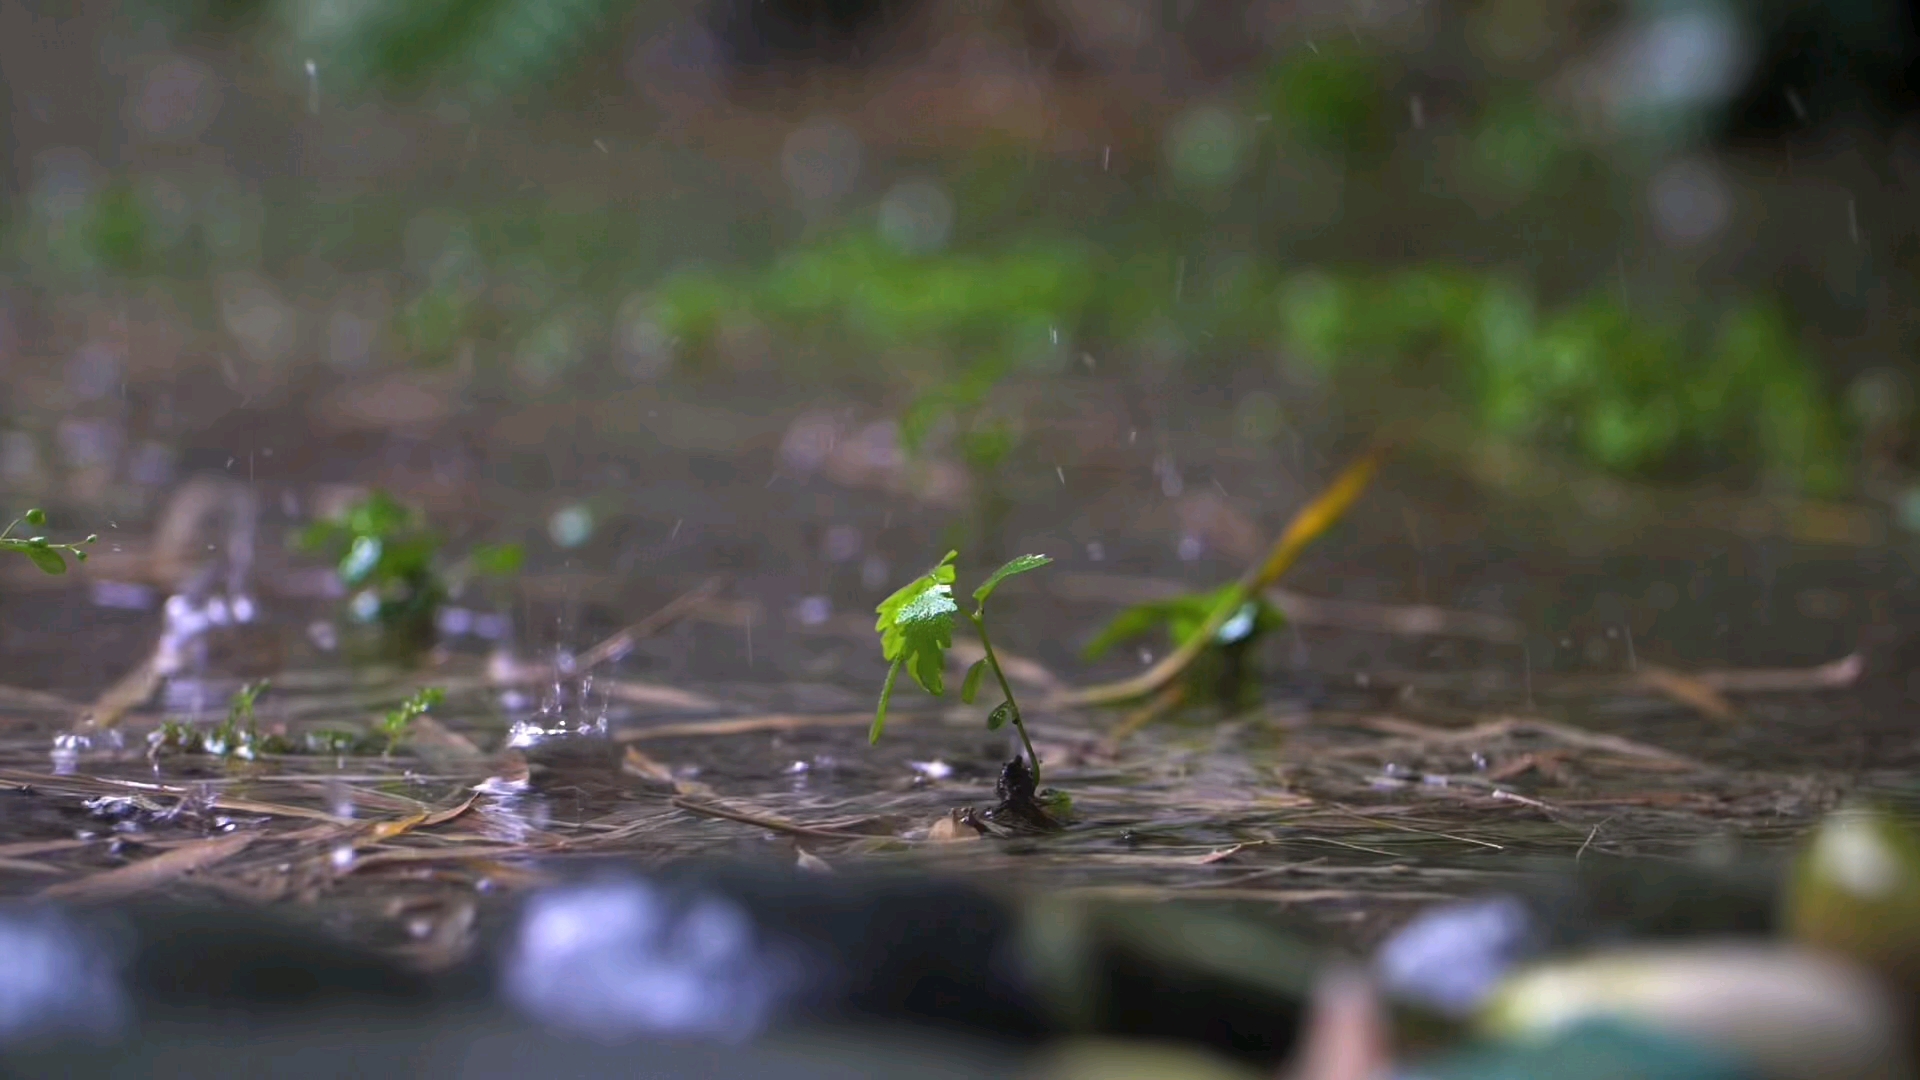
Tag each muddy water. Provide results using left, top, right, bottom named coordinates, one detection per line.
left=0, top=377, right=1915, bottom=962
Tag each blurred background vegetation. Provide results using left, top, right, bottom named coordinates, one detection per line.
left=3, top=0, right=1919, bottom=528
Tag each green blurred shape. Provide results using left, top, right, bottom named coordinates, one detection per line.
left=394, top=284, right=475, bottom=363
left=85, top=182, right=150, bottom=274
left=1275, top=265, right=1850, bottom=495
left=1264, top=43, right=1392, bottom=154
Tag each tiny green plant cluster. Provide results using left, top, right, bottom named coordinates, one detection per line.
left=297, top=491, right=522, bottom=652
left=1, top=509, right=97, bottom=575
left=372, top=686, right=446, bottom=753
left=872, top=550, right=1053, bottom=785
left=150, top=680, right=273, bottom=761
left=150, top=682, right=446, bottom=760
left=1083, top=585, right=1285, bottom=709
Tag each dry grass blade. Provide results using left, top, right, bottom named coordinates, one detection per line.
left=597, top=679, right=720, bottom=711
left=574, top=576, right=729, bottom=672
left=360, top=792, right=478, bottom=844
left=1056, top=442, right=1389, bottom=709
left=76, top=647, right=164, bottom=730
left=211, top=796, right=357, bottom=825
left=669, top=795, right=877, bottom=840
left=618, top=710, right=930, bottom=741
left=41, top=832, right=256, bottom=900
left=1639, top=665, right=1741, bottom=721
left=622, top=746, right=716, bottom=796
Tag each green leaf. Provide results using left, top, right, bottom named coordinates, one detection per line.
left=17, top=542, right=67, bottom=575
left=872, top=657, right=904, bottom=744
left=876, top=551, right=958, bottom=642
left=960, top=658, right=988, bottom=704
left=898, top=585, right=957, bottom=695
left=1083, top=594, right=1211, bottom=658
left=23, top=508, right=45, bottom=526
left=972, top=553, right=1052, bottom=607
left=987, top=701, right=1014, bottom=731
left=875, top=551, right=959, bottom=696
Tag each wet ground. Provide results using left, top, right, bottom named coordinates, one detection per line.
left=2, top=371, right=1914, bottom=967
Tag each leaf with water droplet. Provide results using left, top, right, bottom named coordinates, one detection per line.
left=874, top=551, right=958, bottom=695
left=972, top=553, right=1052, bottom=607
left=987, top=701, right=1014, bottom=731
left=872, top=552, right=959, bottom=744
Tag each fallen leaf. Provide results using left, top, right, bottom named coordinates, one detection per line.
left=42, top=831, right=255, bottom=901
left=621, top=745, right=675, bottom=784
left=622, top=746, right=715, bottom=797
left=360, top=792, right=477, bottom=845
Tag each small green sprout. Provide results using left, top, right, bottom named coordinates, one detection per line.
left=151, top=680, right=277, bottom=761
left=1, top=509, right=97, bottom=575
left=872, top=550, right=1053, bottom=786
left=376, top=686, right=445, bottom=753
left=147, top=682, right=445, bottom=759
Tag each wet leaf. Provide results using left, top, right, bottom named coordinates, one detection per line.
left=42, top=832, right=256, bottom=901
left=988, top=701, right=1014, bottom=731
left=961, top=658, right=988, bottom=704
left=973, top=553, right=1052, bottom=606
left=22, top=508, right=45, bottom=526
left=873, top=552, right=959, bottom=744
left=19, top=543, right=66, bottom=575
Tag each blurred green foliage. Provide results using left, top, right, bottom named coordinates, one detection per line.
left=1278, top=269, right=1850, bottom=493
left=0, top=3, right=1857, bottom=502
left=295, top=491, right=521, bottom=655
left=644, top=224, right=1847, bottom=494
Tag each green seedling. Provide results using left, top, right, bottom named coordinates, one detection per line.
left=149, top=682, right=444, bottom=760
left=296, top=491, right=522, bottom=654
left=1, top=509, right=97, bottom=574
left=375, top=686, right=445, bottom=754
left=1083, top=584, right=1286, bottom=709
left=872, top=550, right=1053, bottom=787
left=150, top=680, right=276, bottom=761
